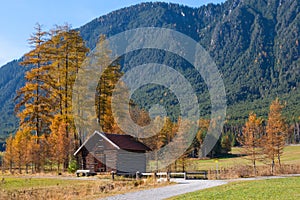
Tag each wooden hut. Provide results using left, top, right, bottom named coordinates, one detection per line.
left=74, top=131, right=151, bottom=173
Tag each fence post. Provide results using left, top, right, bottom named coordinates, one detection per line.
left=136, top=171, right=140, bottom=180
left=215, top=159, right=219, bottom=179
left=111, top=171, right=115, bottom=181
left=167, top=171, right=170, bottom=182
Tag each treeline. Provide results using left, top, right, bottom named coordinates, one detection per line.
left=3, top=24, right=89, bottom=173
left=189, top=97, right=299, bottom=170
left=2, top=24, right=124, bottom=173
left=1, top=24, right=190, bottom=174
left=238, top=98, right=300, bottom=175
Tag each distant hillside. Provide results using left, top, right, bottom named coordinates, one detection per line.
left=0, top=59, right=26, bottom=140
left=0, top=0, right=299, bottom=140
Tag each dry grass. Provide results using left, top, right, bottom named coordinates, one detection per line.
left=170, top=145, right=300, bottom=179
left=205, top=164, right=300, bottom=180
left=0, top=175, right=171, bottom=200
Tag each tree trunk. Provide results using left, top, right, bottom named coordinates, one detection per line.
left=253, top=160, right=256, bottom=177
left=57, top=163, right=60, bottom=174
left=271, top=160, right=275, bottom=175
left=18, top=163, right=21, bottom=174
left=1, top=162, right=4, bottom=174
left=9, top=161, right=12, bottom=174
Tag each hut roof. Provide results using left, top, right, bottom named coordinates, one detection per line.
left=74, top=131, right=151, bottom=155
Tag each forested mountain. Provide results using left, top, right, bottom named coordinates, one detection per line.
left=0, top=59, right=26, bottom=140
left=0, top=0, right=299, bottom=140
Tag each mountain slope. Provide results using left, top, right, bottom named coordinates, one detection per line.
left=0, top=59, right=26, bottom=139
left=0, top=0, right=299, bottom=139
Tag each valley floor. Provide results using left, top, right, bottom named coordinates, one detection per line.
left=104, top=174, right=300, bottom=200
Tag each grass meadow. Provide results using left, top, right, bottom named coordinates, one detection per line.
left=169, top=145, right=300, bottom=179
left=0, top=145, right=299, bottom=199
left=183, top=145, right=300, bottom=171
left=169, top=176, right=300, bottom=200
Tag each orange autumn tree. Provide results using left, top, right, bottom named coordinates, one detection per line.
left=263, top=98, right=287, bottom=174
left=94, top=35, right=123, bottom=133
left=46, top=25, right=89, bottom=160
left=176, top=118, right=196, bottom=172
left=238, top=112, right=263, bottom=176
left=3, top=135, right=14, bottom=173
left=14, top=24, right=88, bottom=172
left=11, top=128, right=32, bottom=174
left=48, top=114, right=73, bottom=172
left=16, top=23, right=51, bottom=140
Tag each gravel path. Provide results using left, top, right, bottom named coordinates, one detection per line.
left=102, top=174, right=300, bottom=200
left=102, top=179, right=228, bottom=200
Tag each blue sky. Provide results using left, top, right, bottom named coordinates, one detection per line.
left=0, top=0, right=224, bottom=67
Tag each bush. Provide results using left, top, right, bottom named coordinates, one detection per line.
left=68, top=159, right=78, bottom=173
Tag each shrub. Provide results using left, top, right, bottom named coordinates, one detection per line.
left=68, top=159, right=78, bottom=173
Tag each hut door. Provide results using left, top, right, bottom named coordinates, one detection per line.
left=95, top=154, right=106, bottom=172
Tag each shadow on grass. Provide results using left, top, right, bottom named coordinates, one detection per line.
left=213, top=153, right=247, bottom=159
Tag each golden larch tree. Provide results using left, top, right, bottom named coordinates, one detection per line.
left=94, top=35, right=123, bottom=133
left=48, top=114, right=73, bottom=172
left=263, top=98, right=287, bottom=174
left=3, top=135, right=14, bottom=173
left=238, top=112, right=263, bottom=176
left=11, top=128, right=32, bottom=173
left=16, top=23, right=51, bottom=138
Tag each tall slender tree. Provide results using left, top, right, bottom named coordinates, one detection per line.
left=15, top=24, right=52, bottom=171
left=263, top=98, right=287, bottom=174
left=94, top=35, right=123, bottom=133
left=238, top=112, right=263, bottom=176
left=14, top=24, right=89, bottom=171
left=16, top=23, right=51, bottom=139
left=48, top=114, right=73, bottom=172
left=49, top=25, right=88, bottom=168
